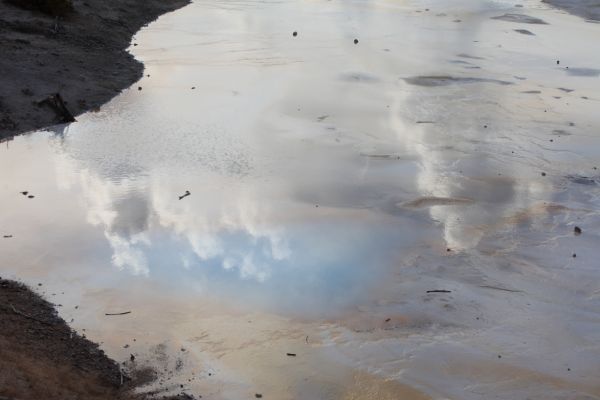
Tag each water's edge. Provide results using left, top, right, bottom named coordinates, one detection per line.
left=0, top=0, right=190, bottom=140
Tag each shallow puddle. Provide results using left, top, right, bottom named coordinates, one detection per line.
left=1, top=0, right=600, bottom=399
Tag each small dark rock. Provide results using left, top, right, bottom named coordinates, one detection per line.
left=574, top=226, right=582, bottom=236
left=354, top=38, right=359, bottom=44
left=292, top=31, right=297, bottom=37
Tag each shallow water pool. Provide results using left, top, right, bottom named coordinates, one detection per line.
left=1, top=0, right=600, bottom=398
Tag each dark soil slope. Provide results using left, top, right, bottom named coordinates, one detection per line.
left=0, top=278, right=134, bottom=399
left=0, top=0, right=189, bottom=139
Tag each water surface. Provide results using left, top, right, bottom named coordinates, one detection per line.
left=1, top=0, right=600, bottom=398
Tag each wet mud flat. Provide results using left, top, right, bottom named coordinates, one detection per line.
left=0, top=278, right=198, bottom=400
left=0, top=0, right=189, bottom=139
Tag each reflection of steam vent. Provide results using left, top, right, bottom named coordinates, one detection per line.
left=110, top=194, right=150, bottom=237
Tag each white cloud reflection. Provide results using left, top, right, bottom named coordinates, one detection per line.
left=54, top=151, right=290, bottom=281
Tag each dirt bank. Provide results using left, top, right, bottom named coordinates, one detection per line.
left=0, top=278, right=195, bottom=400
left=0, top=278, right=134, bottom=399
left=0, top=0, right=189, bottom=139
left=543, top=0, right=600, bottom=22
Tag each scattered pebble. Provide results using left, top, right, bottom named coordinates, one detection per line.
left=138, top=86, right=142, bottom=91
left=574, top=226, right=582, bottom=236
left=286, top=353, right=297, bottom=357
left=292, top=31, right=297, bottom=37
left=354, top=38, right=359, bottom=44
left=541, top=172, right=546, bottom=176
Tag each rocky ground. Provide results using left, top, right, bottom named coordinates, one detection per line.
left=0, top=0, right=189, bottom=139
